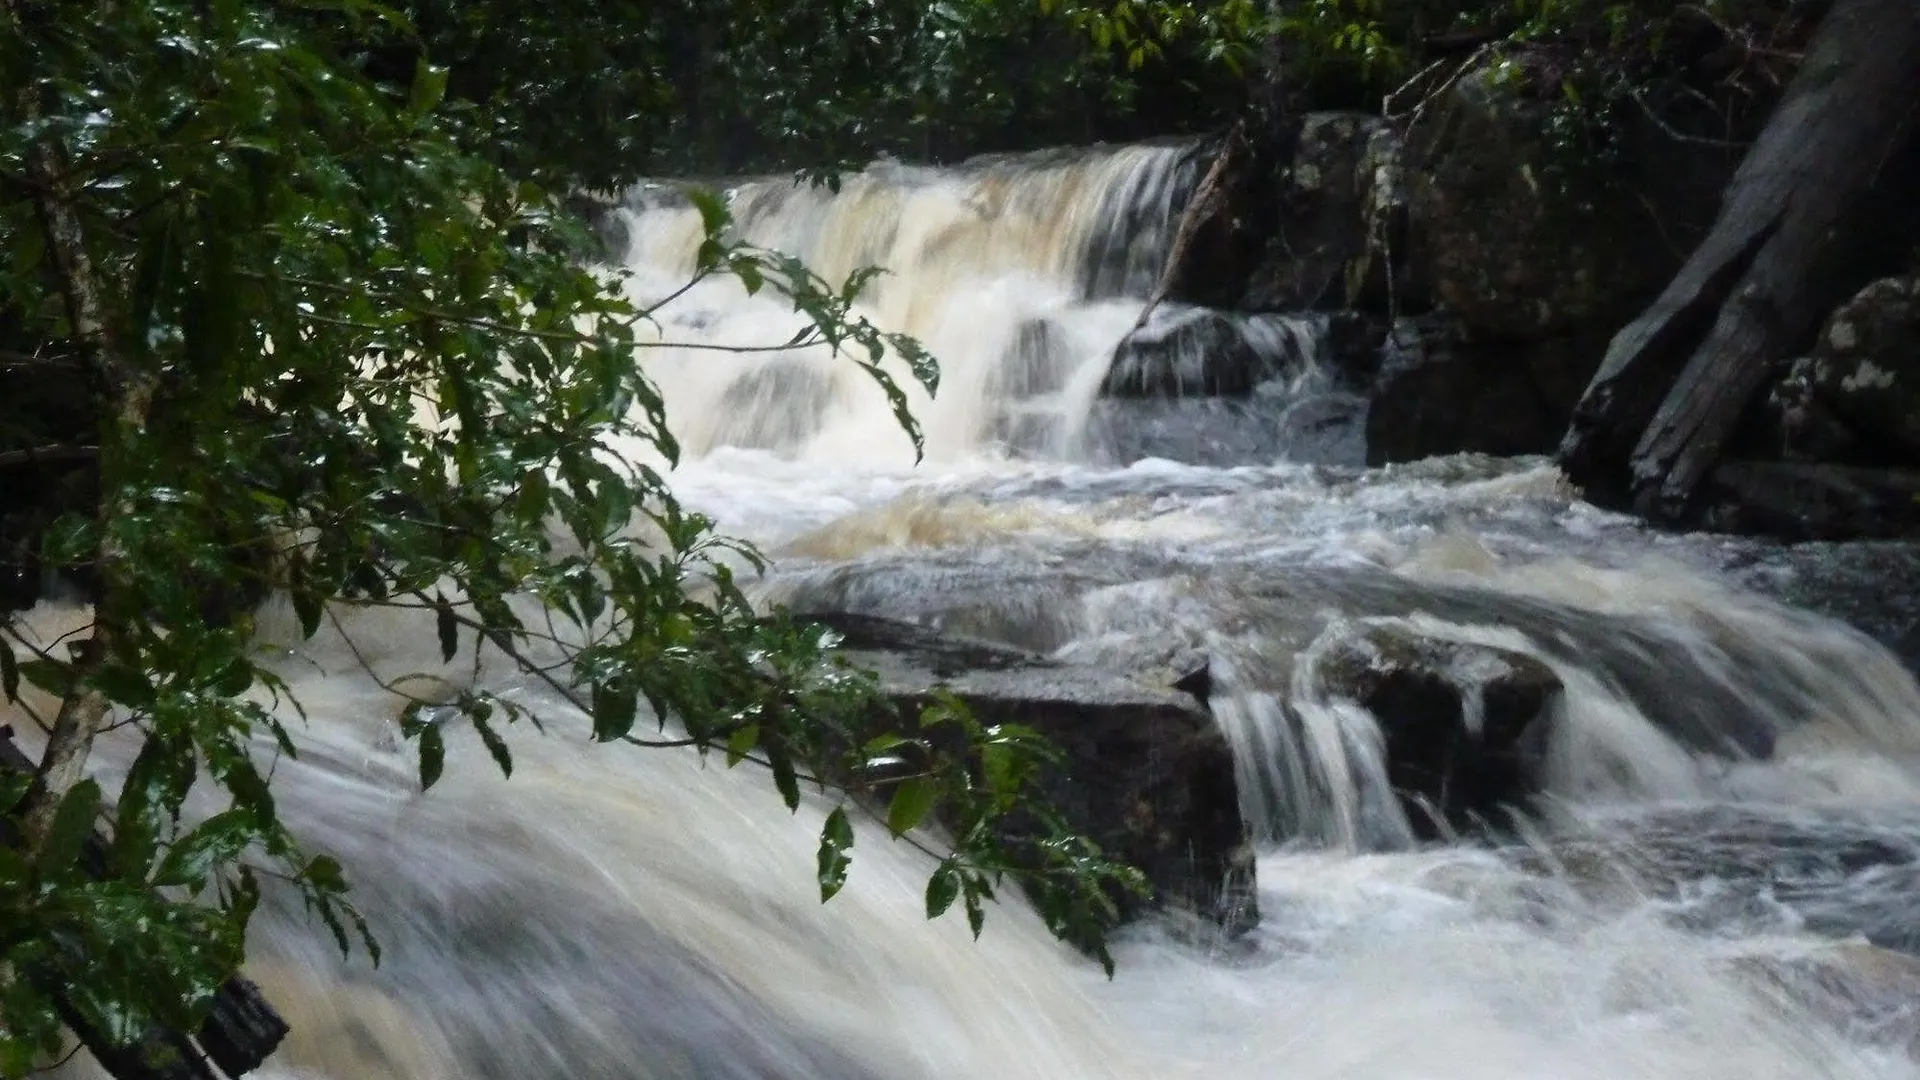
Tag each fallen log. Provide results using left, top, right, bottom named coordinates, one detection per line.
left=1557, top=0, right=1920, bottom=518
left=0, top=728, right=289, bottom=1079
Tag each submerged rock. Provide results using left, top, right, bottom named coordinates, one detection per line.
left=800, top=611, right=1257, bottom=935
left=1312, top=625, right=1562, bottom=838
left=1100, top=307, right=1314, bottom=398
left=1731, top=943, right=1920, bottom=1059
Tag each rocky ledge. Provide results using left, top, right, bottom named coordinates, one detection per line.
left=798, top=611, right=1257, bottom=936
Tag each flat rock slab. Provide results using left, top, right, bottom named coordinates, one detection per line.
left=802, top=612, right=1256, bottom=935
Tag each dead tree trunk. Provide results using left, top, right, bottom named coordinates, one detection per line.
left=1557, top=0, right=1920, bottom=519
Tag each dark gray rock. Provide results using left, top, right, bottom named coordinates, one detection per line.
left=1788, top=276, right=1920, bottom=463
left=1240, top=113, right=1407, bottom=312
left=1313, top=626, right=1562, bottom=838
left=1364, top=316, right=1570, bottom=465
left=1100, top=307, right=1315, bottom=398
left=1403, top=58, right=1734, bottom=341
left=1698, top=461, right=1920, bottom=541
left=800, top=611, right=1257, bottom=935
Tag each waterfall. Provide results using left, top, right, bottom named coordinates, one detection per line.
left=610, top=143, right=1337, bottom=466
left=18, top=140, right=1920, bottom=1080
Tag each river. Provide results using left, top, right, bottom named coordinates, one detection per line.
left=32, top=142, right=1920, bottom=1079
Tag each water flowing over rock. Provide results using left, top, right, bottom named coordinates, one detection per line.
left=1100, top=308, right=1318, bottom=398
left=1310, top=625, right=1562, bottom=838
left=799, top=611, right=1256, bottom=934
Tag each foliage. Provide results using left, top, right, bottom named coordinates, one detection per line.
left=0, top=0, right=1144, bottom=1071
left=307, top=0, right=1263, bottom=185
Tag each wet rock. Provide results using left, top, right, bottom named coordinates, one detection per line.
left=710, top=362, right=834, bottom=452
left=1313, top=625, right=1562, bottom=838
left=1730, top=943, right=1920, bottom=1058
left=1783, top=276, right=1920, bottom=463
left=800, top=611, right=1257, bottom=935
left=1363, top=316, right=1568, bottom=464
left=1698, top=461, right=1920, bottom=541
left=990, top=318, right=1075, bottom=400
left=1100, top=307, right=1314, bottom=398
left=1403, top=58, right=1737, bottom=341
left=1240, top=113, right=1408, bottom=312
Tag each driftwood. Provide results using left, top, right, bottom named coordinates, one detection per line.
left=0, top=729, right=289, bottom=1079
left=1132, top=119, right=1250, bottom=332
left=1557, top=0, right=1920, bottom=518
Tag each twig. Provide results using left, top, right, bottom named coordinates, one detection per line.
left=1628, top=85, right=1750, bottom=148
left=0, top=444, right=98, bottom=469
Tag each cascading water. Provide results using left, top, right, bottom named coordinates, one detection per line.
left=22, top=143, right=1920, bottom=1079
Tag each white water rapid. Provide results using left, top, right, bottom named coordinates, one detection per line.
left=21, top=143, right=1920, bottom=1079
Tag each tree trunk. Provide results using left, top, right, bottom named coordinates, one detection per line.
left=1557, top=0, right=1920, bottom=518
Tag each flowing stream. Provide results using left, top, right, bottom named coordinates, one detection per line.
left=23, top=143, right=1920, bottom=1079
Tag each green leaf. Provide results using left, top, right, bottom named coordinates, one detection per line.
left=19, top=659, right=71, bottom=696
left=0, top=771, right=29, bottom=816
left=816, top=805, right=854, bottom=902
left=472, top=713, right=513, bottom=778
left=886, top=776, right=938, bottom=836
left=292, top=590, right=324, bottom=640
left=113, top=732, right=193, bottom=880
left=590, top=681, right=638, bottom=742
left=435, top=593, right=459, bottom=663
left=768, top=744, right=801, bottom=810
left=38, top=778, right=103, bottom=880
left=416, top=722, right=445, bottom=790
left=724, top=723, right=760, bottom=767
left=410, top=60, right=450, bottom=115
left=925, top=861, right=961, bottom=919
left=153, top=809, right=256, bottom=890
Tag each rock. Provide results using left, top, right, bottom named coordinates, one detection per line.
left=1363, top=316, right=1567, bottom=464
left=799, top=611, right=1257, bottom=935
left=1240, top=112, right=1408, bottom=312
left=1100, top=307, right=1314, bottom=398
left=1698, top=461, right=1920, bottom=540
left=1403, top=58, right=1732, bottom=341
left=1789, top=276, right=1920, bottom=462
left=1730, top=943, right=1920, bottom=1058
left=1311, top=625, right=1562, bottom=838
left=709, top=362, right=834, bottom=452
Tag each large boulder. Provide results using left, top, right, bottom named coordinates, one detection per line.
left=799, top=611, right=1257, bottom=935
left=1363, top=315, right=1595, bottom=464
left=1403, top=56, right=1743, bottom=341
left=1239, top=112, right=1408, bottom=313
left=1775, top=276, right=1920, bottom=464
left=1310, top=624, right=1563, bottom=838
